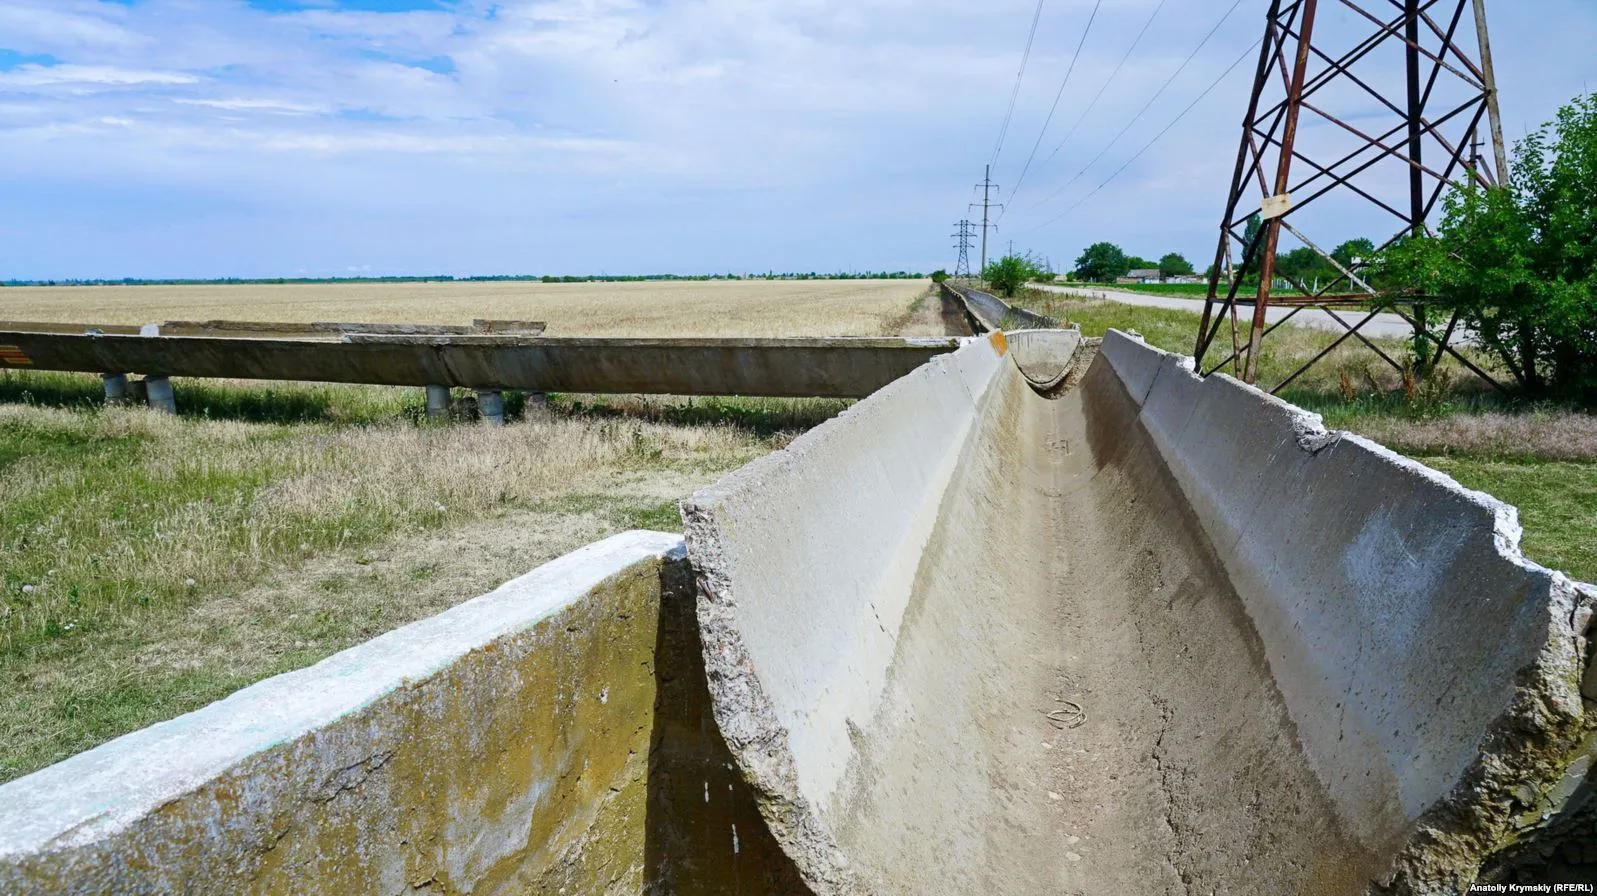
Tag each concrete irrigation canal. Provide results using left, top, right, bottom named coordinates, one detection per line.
left=1, top=329, right=1593, bottom=894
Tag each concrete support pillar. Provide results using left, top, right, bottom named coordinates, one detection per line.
left=522, top=390, right=551, bottom=420
left=101, top=373, right=129, bottom=404
left=426, top=384, right=452, bottom=420
left=144, top=376, right=176, bottom=414
left=476, top=389, right=505, bottom=426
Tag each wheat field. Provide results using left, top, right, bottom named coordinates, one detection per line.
left=0, top=279, right=932, bottom=337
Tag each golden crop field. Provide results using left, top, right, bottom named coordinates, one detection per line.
left=0, top=279, right=935, bottom=338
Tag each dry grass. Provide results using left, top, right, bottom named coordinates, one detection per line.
left=1352, top=411, right=1597, bottom=461
left=0, top=279, right=932, bottom=337
left=0, top=401, right=781, bottom=780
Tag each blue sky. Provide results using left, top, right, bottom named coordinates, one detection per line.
left=0, top=0, right=1592, bottom=279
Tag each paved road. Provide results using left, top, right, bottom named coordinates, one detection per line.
left=1029, top=283, right=1428, bottom=342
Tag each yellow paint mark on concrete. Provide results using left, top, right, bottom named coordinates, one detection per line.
left=0, top=345, right=32, bottom=366
left=988, top=331, right=1009, bottom=357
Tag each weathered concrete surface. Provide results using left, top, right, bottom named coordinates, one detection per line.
left=684, top=330, right=1596, bottom=894
left=0, top=531, right=807, bottom=895
left=0, top=331, right=960, bottom=398
left=942, top=282, right=1058, bottom=333
left=1006, top=328, right=1084, bottom=391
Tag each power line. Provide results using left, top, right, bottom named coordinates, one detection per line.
left=1028, top=0, right=1168, bottom=187
left=1002, top=0, right=1104, bottom=216
left=1026, top=0, right=1246, bottom=214
left=990, top=0, right=1048, bottom=169
left=1025, top=38, right=1262, bottom=235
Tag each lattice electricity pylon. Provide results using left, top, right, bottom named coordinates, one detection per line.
left=953, top=219, right=978, bottom=278
left=1195, top=0, right=1509, bottom=392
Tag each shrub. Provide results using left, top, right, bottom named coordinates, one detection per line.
left=981, top=254, right=1044, bottom=298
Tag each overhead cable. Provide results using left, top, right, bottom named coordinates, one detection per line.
left=1026, top=37, right=1262, bottom=234
left=1002, top=0, right=1105, bottom=216
left=1029, top=0, right=1168, bottom=186
left=1027, top=0, right=1246, bottom=214
left=990, top=0, right=1048, bottom=169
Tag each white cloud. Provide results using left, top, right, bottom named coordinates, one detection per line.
left=174, top=97, right=328, bottom=115
left=0, top=4, right=148, bottom=52
left=0, top=64, right=200, bottom=89
left=0, top=0, right=1591, bottom=278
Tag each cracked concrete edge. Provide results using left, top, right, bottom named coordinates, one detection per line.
left=1103, top=330, right=1597, bottom=892
left=0, top=530, right=685, bottom=890
left=1375, top=567, right=1596, bottom=894
left=678, top=338, right=1009, bottom=896
left=679, top=501, right=869, bottom=896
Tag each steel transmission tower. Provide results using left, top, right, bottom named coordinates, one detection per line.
left=971, top=165, right=1004, bottom=274
left=1195, top=0, right=1508, bottom=390
left=952, top=220, right=978, bottom=278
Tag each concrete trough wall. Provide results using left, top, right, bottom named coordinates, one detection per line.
left=684, top=330, right=1596, bottom=894
left=1098, top=332, right=1597, bottom=887
left=0, top=532, right=806, bottom=895
left=0, top=331, right=960, bottom=398
left=941, top=283, right=1057, bottom=332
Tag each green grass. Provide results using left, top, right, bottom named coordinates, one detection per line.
left=529, top=493, right=685, bottom=532
left=554, top=393, right=851, bottom=439
left=1022, top=287, right=1508, bottom=405
left=1051, top=281, right=1215, bottom=298
left=1418, top=457, right=1597, bottom=584
left=0, top=368, right=423, bottom=425
left=1044, top=281, right=1317, bottom=299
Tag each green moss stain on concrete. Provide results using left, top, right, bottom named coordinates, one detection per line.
left=1, top=547, right=810, bottom=895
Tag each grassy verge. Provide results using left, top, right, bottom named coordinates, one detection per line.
left=1020, top=290, right=1597, bottom=585
left=1045, top=281, right=1214, bottom=298
left=0, top=368, right=839, bottom=782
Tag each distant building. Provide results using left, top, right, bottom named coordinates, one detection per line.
left=1117, top=268, right=1162, bottom=285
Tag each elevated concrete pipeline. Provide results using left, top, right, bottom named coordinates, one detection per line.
left=0, top=331, right=961, bottom=398
left=683, top=330, right=1597, bottom=895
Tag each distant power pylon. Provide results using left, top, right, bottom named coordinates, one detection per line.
left=952, top=220, right=978, bottom=279
left=1196, top=0, right=1509, bottom=391
left=970, top=165, right=1004, bottom=274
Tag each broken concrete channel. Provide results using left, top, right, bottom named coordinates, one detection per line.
left=684, top=329, right=1597, bottom=894
left=1, top=329, right=1592, bottom=893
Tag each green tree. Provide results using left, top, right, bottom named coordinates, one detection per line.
left=981, top=254, right=1044, bottom=297
left=1073, top=242, right=1130, bottom=282
left=1331, top=238, right=1376, bottom=271
left=1372, top=92, right=1597, bottom=399
left=1241, top=212, right=1265, bottom=277
left=1158, top=252, right=1195, bottom=279
left=930, top=269, right=950, bottom=284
